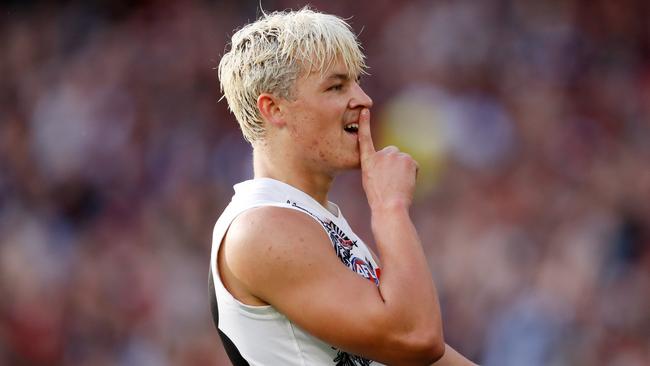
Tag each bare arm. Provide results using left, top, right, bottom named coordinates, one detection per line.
left=358, top=108, right=444, bottom=358
left=221, top=109, right=445, bottom=365
left=223, top=206, right=443, bottom=365
left=359, top=109, right=476, bottom=366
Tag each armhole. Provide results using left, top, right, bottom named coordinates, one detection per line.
left=210, top=207, right=273, bottom=308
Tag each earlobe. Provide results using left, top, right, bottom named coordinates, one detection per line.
left=257, top=93, right=285, bottom=128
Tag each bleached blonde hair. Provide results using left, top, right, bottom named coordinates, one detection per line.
left=218, top=7, right=367, bottom=143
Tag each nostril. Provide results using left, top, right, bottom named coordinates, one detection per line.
left=348, top=84, right=373, bottom=109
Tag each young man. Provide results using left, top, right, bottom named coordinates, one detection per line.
left=211, top=8, right=476, bottom=366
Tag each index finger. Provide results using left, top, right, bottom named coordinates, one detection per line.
left=358, top=108, right=375, bottom=162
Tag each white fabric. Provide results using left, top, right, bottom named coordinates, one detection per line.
left=210, top=178, right=385, bottom=365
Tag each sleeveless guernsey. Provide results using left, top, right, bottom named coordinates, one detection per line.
left=209, top=178, right=385, bottom=366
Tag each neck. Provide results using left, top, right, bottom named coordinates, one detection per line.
left=252, top=145, right=333, bottom=207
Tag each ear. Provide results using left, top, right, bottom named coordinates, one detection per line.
left=257, top=93, right=285, bottom=128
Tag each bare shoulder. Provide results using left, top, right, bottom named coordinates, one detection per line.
left=220, top=205, right=335, bottom=302
left=224, top=205, right=327, bottom=259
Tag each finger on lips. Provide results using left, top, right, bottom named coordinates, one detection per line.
left=358, top=108, right=375, bottom=158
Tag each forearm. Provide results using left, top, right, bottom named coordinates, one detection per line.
left=430, top=344, right=478, bottom=366
left=371, top=203, right=442, bottom=335
left=357, top=109, right=444, bottom=363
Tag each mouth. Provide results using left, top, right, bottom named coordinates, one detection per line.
left=343, top=122, right=359, bottom=134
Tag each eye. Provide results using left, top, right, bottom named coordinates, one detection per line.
left=327, top=84, right=344, bottom=92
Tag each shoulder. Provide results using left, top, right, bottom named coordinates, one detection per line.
left=226, top=205, right=326, bottom=252
left=221, top=205, right=333, bottom=292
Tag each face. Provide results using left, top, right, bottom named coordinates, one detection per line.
left=278, top=59, right=373, bottom=174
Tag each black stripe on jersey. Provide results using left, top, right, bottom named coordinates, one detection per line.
left=209, top=269, right=250, bottom=366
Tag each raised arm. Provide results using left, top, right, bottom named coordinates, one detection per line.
left=357, top=108, right=445, bottom=357
left=358, top=109, right=479, bottom=366
left=219, top=109, right=445, bottom=365
left=221, top=204, right=443, bottom=365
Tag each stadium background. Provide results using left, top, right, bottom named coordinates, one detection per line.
left=1, top=0, right=649, bottom=365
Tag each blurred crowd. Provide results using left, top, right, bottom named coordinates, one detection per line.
left=1, top=0, right=648, bottom=365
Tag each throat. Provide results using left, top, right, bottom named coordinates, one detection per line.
left=253, top=151, right=333, bottom=206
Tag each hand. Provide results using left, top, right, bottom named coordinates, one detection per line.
left=358, top=108, right=419, bottom=211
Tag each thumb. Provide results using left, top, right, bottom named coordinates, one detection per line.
left=358, top=108, right=375, bottom=164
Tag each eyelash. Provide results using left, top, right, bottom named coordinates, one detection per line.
left=326, top=77, right=362, bottom=92
left=328, top=84, right=344, bottom=91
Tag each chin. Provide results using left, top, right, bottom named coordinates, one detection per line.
left=339, top=158, right=361, bottom=171
left=329, top=152, right=361, bottom=173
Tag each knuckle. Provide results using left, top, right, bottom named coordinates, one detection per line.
left=398, top=152, right=412, bottom=162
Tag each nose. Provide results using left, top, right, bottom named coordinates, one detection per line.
left=349, top=82, right=373, bottom=110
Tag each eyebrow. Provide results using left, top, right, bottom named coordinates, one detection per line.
left=321, top=73, right=351, bottom=85
left=325, top=73, right=349, bottom=81
left=320, top=73, right=352, bottom=86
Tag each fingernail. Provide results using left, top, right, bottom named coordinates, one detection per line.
left=361, top=109, right=368, bottom=117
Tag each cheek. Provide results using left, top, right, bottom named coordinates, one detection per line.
left=308, top=133, right=337, bottom=162
left=286, top=107, right=351, bottom=163
left=288, top=116, right=327, bottom=154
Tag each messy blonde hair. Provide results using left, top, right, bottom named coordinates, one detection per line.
left=218, top=7, right=367, bottom=143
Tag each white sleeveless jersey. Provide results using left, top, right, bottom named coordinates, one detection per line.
left=209, top=178, right=385, bottom=366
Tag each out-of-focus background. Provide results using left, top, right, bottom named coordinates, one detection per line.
left=1, top=0, right=649, bottom=365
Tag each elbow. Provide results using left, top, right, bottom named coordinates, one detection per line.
left=417, top=330, right=446, bottom=363
left=392, top=328, right=445, bottom=364
left=371, top=306, right=446, bottom=364
left=429, top=339, right=446, bottom=363
left=406, top=316, right=445, bottom=363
